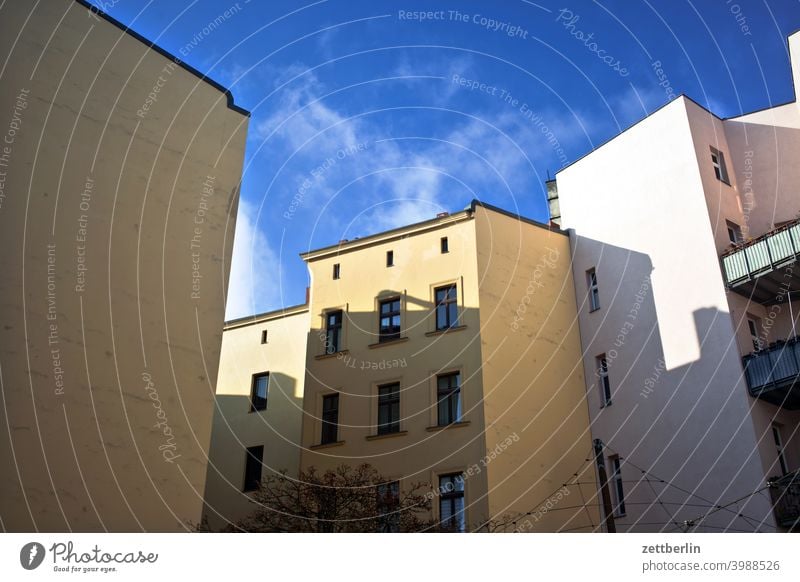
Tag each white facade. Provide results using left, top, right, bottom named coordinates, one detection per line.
left=555, top=32, right=800, bottom=532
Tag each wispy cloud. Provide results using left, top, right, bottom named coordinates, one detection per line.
left=225, top=199, right=281, bottom=320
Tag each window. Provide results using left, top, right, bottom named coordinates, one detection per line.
left=377, top=382, right=400, bottom=435
left=597, top=355, right=611, bottom=407
left=250, top=372, right=269, bottom=412
left=376, top=481, right=400, bottom=533
left=435, top=284, right=458, bottom=330
left=747, top=316, right=763, bottom=352
left=772, top=424, right=789, bottom=476
left=439, top=473, right=465, bottom=532
left=260, top=329, right=268, bottom=344
left=386, top=250, right=394, bottom=267
left=379, top=297, right=401, bottom=342
left=610, top=456, right=625, bottom=516
left=333, top=263, right=340, bottom=279
left=441, top=236, right=449, bottom=253
left=710, top=146, right=730, bottom=184
left=726, top=220, right=742, bottom=244
left=325, top=310, right=343, bottom=354
left=321, top=393, right=339, bottom=444
left=243, top=445, right=263, bottom=492
left=437, top=372, right=461, bottom=426
left=587, top=268, right=600, bottom=311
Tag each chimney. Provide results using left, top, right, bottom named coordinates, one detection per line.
left=546, top=179, right=561, bottom=227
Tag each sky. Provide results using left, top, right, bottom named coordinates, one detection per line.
left=89, top=0, right=800, bottom=319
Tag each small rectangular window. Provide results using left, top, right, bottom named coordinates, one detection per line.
left=439, top=473, right=465, bottom=532
left=587, top=268, right=600, bottom=311
left=386, top=250, right=394, bottom=267
left=441, top=237, right=449, bottom=253
left=437, top=372, right=461, bottom=426
left=250, top=372, right=269, bottom=411
left=325, top=310, right=343, bottom=354
left=243, top=445, right=264, bottom=492
left=260, top=329, right=268, bottom=344
left=610, top=456, right=625, bottom=516
left=333, top=263, right=341, bottom=279
left=379, top=297, right=401, bottom=342
left=321, top=393, right=339, bottom=444
left=376, top=481, right=400, bottom=533
left=435, top=284, right=458, bottom=330
left=710, top=146, right=730, bottom=184
left=377, top=382, right=400, bottom=435
left=747, top=315, right=763, bottom=352
left=597, top=355, right=611, bottom=407
left=726, top=220, right=742, bottom=244
left=772, top=424, right=788, bottom=476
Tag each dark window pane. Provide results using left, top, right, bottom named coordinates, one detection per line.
left=435, top=285, right=457, bottom=330
left=439, top=473, right=465, bottom=532
left=243, top=445, right=263, bottom=492
left=379, top=298, right=401, bottom=341
left=325, top=310, right=343, bottom=353
left=376, top=481, right=400, bottom=532
left=377, top=383, right=400, bottom=434
left=251, top=373, right=268, bottom=411
left=321, top=394, right=339, bottom=444
left=437, top=373, right=461, bottom=425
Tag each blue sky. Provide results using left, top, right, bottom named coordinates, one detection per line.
left=90, top=0, right=800, bottom=318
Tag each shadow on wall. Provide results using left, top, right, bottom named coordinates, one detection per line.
left=202, top=372, right=301, bottom=530
left=570, top=232, right=797, bottom=532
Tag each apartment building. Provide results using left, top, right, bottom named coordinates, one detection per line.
left=0, top=0, right=248, bottom=531
left=553, top=31, right=800, bottom=532
left=203, top=305, right=309, bottom=530
left=297, top=201, right=599, bottom=531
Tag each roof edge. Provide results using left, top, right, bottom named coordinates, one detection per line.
left=224, top=303, right=308, bottom=329
left=75, top=0, right=250, bottom=117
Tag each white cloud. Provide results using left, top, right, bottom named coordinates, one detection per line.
left=225, top=199, right=282, bottom=319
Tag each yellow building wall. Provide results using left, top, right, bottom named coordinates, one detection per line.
left=300, top=215, right=492, bottom=527
left=473, top=206, right=600, bottom=531
left=203, top=308, right=309, bottom=529
left=0, top=0, right=247, bottom=531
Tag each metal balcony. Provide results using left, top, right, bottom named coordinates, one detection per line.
left=721, top=218, right=800, bottom=304
left=743, top=337, right=800, bottom=409
left=768, top=470, right=800, bottom=530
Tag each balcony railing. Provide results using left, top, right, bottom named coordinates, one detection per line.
left=721, top=218, right=800, bottom=304
left=743, top=336, right=800, bottom=409
left=768, top=470, right=800, bottom=530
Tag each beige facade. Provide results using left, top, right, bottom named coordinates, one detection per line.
left=298, top=202, right=599, bottom=531
left=203, top=306, right=309, bottom=530
left=0, top=0, right=248, bottom=531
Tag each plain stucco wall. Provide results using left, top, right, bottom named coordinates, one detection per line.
left=0, top=0, right=247, bottom=531
left=557, top=96, right=775, bottom=531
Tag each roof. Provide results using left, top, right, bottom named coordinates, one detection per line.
left=224, top=303, right=308, bottom=330
left=75, top=0, right=249, bottom=117
left=300, top=199, right=564, bottom=262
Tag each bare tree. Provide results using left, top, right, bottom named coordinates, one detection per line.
left=228, top=464, right=439, bottom=533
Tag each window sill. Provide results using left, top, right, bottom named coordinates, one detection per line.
left=366, top=430, right=408, bottom=441
left=368, top=337, right=409, bottom=349
left=426, top=421, right=471, bottom=432
left=315, top=349, right=349, bottom=361
left=425, top=325, right=467, bottom=337
left=310, top=440, right=346, bottom=450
